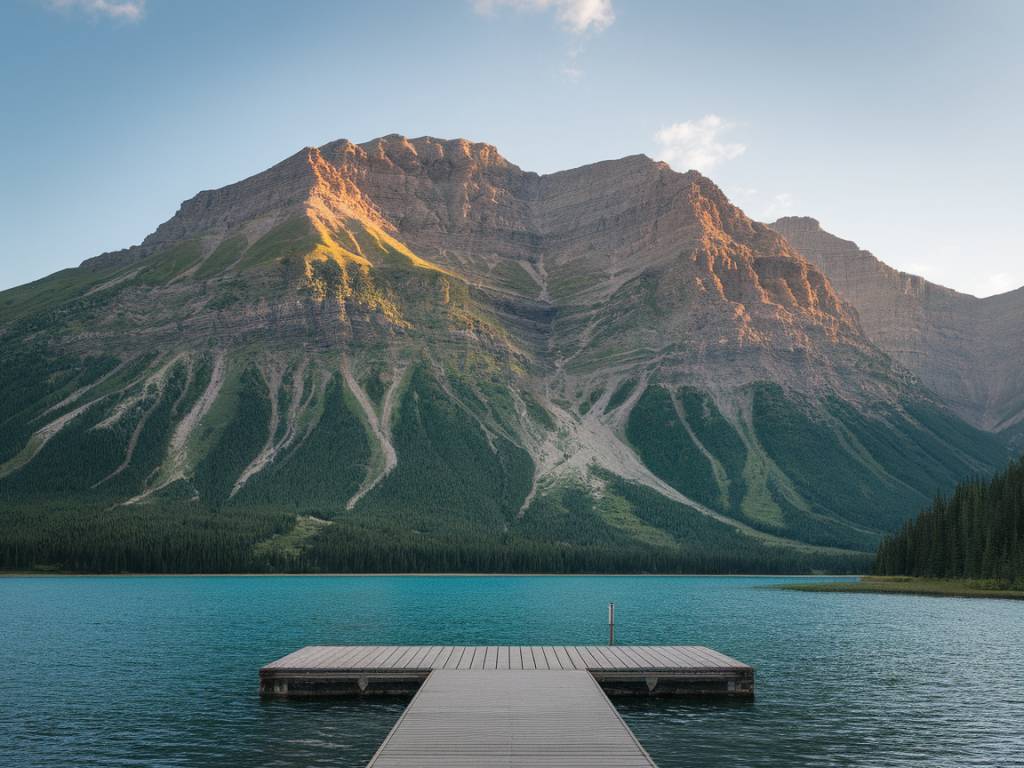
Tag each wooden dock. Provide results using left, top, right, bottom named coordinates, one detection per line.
left=261, top=645, right=752, bottom=767
left=366, top=670, right=657, bottom=767
left=260, top=645, right=753, bottom=697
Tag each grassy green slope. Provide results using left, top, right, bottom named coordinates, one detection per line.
left=334, top=365, right=533, bottom=536
left=626, top=382, right=1008, bottom=552
left=235, top=374, right=370, bottom=511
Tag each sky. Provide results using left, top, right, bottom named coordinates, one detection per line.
left=1, top=0, right=1023, bottom=297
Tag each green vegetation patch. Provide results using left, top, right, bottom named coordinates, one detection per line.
left=521, top=390, right=555, bottom=430
left=339, top=365, right=534, bottom=536
left=0, top=502, right=293, bottom=573
left=236, top=374, right=370, bottom=511
left=626, top=385, right=720, bottom=508
left=138, top=241, right=203, bottom=285
left=776, top=576, right=1024, bottom=600
left=195, top=235, right=247, bottom=279
left=492, top=260, right=539, bottom=295
left=0, top=262, right=131, bottom=325
left=240, top=218, right=320, bottom=269
left=874, top=455, right=1024, bottom=585
left=253, top=515, right=331, bottom=559
left=604, top=377, right=638, bottom=413
left=193, top=366, right=271, bottom=506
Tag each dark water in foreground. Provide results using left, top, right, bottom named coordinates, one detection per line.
left=1, top=575, right=1022, bottom=767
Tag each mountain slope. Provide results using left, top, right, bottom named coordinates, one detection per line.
left=770, top=216, right=1024, bottom=439
left=0, top=136, right=1008, bottom=573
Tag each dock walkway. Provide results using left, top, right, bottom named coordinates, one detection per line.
left=366, top=669, right=656, bottom=768
left=260, top=645, right=754, bottom=767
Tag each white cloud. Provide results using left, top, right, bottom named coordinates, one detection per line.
left=982, top=272, right=1017, bottom=294
left=473, top=0, right=614, bottom=33
left=760, top=192, right=794, bottom=221
left=46, top=0, right=145, bottom=21
left=654, top=115, right=746, bottom=173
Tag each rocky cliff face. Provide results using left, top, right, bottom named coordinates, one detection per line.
left=771, top=216, right=1024, bottom=435
left=0, top=137, right=1008, bottom=572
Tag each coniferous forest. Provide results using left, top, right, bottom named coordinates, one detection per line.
left=874, top=457, right=1024, bottom=587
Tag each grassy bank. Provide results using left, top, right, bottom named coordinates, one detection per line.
left=778, top=575, right=1024, bottom=600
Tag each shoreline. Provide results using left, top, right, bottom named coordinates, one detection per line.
left=0, top=571, right=864, bottom=579
left=775, top=576, right=1024, bottom=600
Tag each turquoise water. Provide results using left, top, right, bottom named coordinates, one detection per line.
left=1, top=575, right=1022, bottom=767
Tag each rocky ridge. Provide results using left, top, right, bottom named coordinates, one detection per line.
left=771, top=216, right=1024, bottom=434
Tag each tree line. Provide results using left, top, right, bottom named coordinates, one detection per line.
left=874, top=456, right=1024, bottom=586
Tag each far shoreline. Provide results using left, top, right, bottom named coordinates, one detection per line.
left=0, top=571, right=862, bottom=579
left=775, top=575, right=1024, bottom=601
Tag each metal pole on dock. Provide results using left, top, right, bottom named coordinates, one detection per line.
left=608, top=602, right=615, bottom=645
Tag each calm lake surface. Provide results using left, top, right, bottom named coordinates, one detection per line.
left=2, top=575, right=1022, bottom=767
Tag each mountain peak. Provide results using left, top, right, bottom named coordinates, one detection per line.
left=772, top=215, right=821, bottom=230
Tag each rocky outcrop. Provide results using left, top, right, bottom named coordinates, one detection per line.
left=771, top=216, right=1024, bottom=432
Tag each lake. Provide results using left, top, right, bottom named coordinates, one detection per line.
left=1, top=575, right=1021, bottom=767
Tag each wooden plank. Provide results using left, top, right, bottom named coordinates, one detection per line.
left=391, top=647, right=420, bottom=668
left=552, top=645, right=574, bottom=670
left=403, top=646, right=433, bottom=669
left=366, top=670, right=657, bottom=768
left=664, top=646, right=712, bottom=668
left=585, top=646, right=618, bottom=670
left=484, top=645, right=498, bottom=670
left=498, top=645, right=511, bottom=670
left=615, top=646, right=652, bottom=668
left=604, top=646, right=642, bottom=669
left=470, top=646, right=487, bottom=670
left=564, top=645, right=588, bottom=670
left=444, top=646, right=466, bottom=670
left=531, top=647, right=549, bottom=670
left=522, top=646, right=537, bottom=670
left=321, top=645, right=362, bottom=668
left=456, top=646, right=475, bottom=670
left=372, top=646, right=405, bottom=668
left=542, top=646, right=562, bottom=670
left=431, top=646, right=455, bottom=670
left=510, top=646, right=524, bottom=670
left=693, top=646, right=745, bottom=668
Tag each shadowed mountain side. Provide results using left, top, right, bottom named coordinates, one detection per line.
left=771, top=216, right=1024, bottom=435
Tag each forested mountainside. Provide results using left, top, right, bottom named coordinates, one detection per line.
left=874, top=457, right=1024, bottom=586
left=0, top=135, right=1009, bottom=573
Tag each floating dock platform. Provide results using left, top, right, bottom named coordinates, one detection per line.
left=261, top=645, right=753, bottom=767
left=260, top=644, right=754, bottom=698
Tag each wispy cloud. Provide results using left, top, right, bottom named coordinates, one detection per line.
left=45, top=0, right=145, bottom=21
left=473, top=0, right=614, bottom=33
left=907, top=257, right=1021, bottom=297
left=759, top=192, right=794, bottom=221
left=654, top=115, right=746, bottom=173
left=473, top=1, right=613, bottom=80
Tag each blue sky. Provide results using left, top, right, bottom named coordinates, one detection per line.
left=1, top=0, right=1022, bottom=296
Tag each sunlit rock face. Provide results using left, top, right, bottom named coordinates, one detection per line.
left=309, top=136, right=888, bottom=399
left=771, top=216, right=1024, bottom=433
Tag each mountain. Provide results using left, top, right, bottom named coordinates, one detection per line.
left=0, top=135, right=1008, bottom=573
left=770, top=216, right=1024, bottom=443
